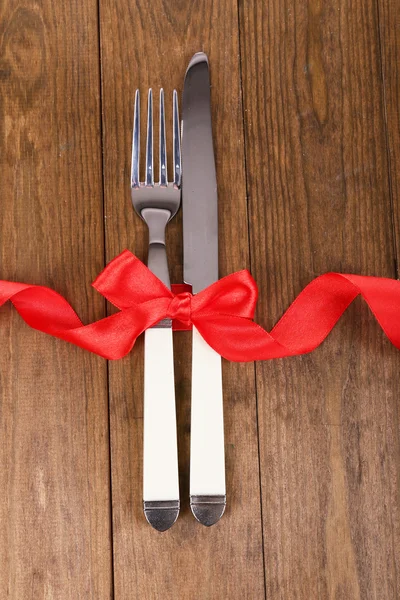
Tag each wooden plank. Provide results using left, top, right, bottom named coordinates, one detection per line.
left=99, top=0, right=265, bottom=597
left=0, top=1, right=112, bottom=598
left=377, top=0, right=400, bottom=591
left=240, top=0, right=400, bottom=598
left=378, top=0, right=400, bottom=268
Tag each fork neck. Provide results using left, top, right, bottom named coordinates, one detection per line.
left=142, top=208, right=170, bottom=245
left=141, top=208, right=171, bottom=289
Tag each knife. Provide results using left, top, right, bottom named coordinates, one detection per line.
left=182, top=52, right=226, bottom=526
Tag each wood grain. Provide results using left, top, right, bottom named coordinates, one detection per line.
left=0, top=1, right=112, bottom=598
left=99, top=0, right=265, bottom=597
left=240, top=0, right=400, bottom=598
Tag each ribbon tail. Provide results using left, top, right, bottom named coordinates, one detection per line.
left=194, top=272, right=400, bottom=362
left=54, top=308, right=154, bottom=360
left=2, top=282, right=165, bottom=360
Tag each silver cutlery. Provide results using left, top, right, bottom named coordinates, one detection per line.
left=131, top=88, right=181, bottom=531
left=182, top=53, right=226, bottom=526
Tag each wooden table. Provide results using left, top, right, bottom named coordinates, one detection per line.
left=1, top=0, right=399, bottom=598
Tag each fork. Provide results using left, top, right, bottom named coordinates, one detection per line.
left=131, top=88, right=181, bottom=531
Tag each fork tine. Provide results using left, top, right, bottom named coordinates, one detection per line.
left=145, top=89, right=154, bottom=186
left=131, top=90, right=140, bottom=189
left=159, top=89, right=167, bottom=186
left=173, top=89, right=181, bottom=188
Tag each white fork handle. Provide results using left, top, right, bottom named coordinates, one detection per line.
left=190, top=327, right=225, bottom=498
left=143, top=328, right=179, bottom=502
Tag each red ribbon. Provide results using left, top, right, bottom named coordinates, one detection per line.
left=1, top=249, right=400, bottom=361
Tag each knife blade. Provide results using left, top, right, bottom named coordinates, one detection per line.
left=182, top=52, right=226, bottom=526
left=182, top=53, right=218, bottom=293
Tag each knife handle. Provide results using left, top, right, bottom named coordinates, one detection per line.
left=190, top=326, right=226, bottom=526
left=143, top=327, right=180, bottom=531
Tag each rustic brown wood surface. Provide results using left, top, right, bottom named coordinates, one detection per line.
left=1, top=0, right=399, bottom=598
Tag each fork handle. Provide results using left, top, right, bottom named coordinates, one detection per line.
left=190, top=326, right=226, bottom=526
left=143, top=327, right=179, bottom=531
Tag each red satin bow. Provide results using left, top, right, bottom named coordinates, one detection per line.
left=1, top=249, right=400, bottom=361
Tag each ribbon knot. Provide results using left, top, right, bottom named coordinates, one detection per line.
left=167, top=292, right=192, bottom=326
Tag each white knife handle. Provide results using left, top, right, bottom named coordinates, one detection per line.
left=143, top=328, right=179, bottom=504
left=190, top=326, right=225, bottom=499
